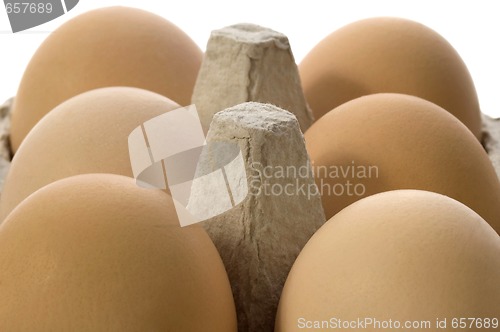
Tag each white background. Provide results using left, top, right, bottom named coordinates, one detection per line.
left=0, top=0, right=499, bottom=117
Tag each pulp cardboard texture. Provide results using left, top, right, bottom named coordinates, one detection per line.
left=187, top=102, right=326, bottom=332
left=0, top=98, right=12, bottom=191
left=191, top=23, right=314, bottom=133
left=483, top=113, right=500, bottom=179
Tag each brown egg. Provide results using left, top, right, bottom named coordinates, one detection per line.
left=10, top=6, right=202, bottom=152
left=0, top=87, right=179, bottom=222
left=304, top=93, right=500, bottom=234
left=276, top=190, right=500, bottom=332
left=299, top=17, right=482, bottom=139
left=0, top=174, right=237, bottom=331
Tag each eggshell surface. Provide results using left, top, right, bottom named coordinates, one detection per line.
left=299, top=17, right=482, bottom=139
left=0, top=87, right=179, bottom=222
left=0, top=174, right=237, bottom=331
left=305, top=93, right=500, bottom=234
left=276, top=190, right=500, bottom=332
left=10, top=6, right=202, bottom=152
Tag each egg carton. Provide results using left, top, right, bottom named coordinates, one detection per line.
left=483, top=113, right=500, bottom=177
left=1, top=98, right=500, bottom=192
left=0, top=98, right=12, bottom=191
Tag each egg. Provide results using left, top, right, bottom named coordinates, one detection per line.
left=0, top=173, right=237, bottom=331
left=299, top=17, right=482, bottom=139
left=10, top=6, right=202, bottom=152
left=304, top=93, right=500, bottom=234
left=276, top=190, right=500, bottom=332
left=0, top=87, right=179, bottom=222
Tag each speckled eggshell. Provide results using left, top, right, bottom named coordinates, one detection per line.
left=304, top=93, right=500, bottom=234
left=276, top=190, right=500, bottom=332
left=0, top=174, right=237, bottom=331
left=10, top=6, right=202, bottom=152
left=299, top=17, right=482, bottom=139
left=0, top=87, right=179, bottom=222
